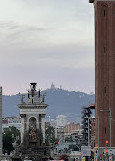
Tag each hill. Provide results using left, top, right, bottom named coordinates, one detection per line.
left=2, top=88, right=95, bottom=120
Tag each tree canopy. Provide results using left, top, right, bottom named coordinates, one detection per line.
left=45, top=125, right=58, bottom=145
left=3, top=126, right=21, bottom=154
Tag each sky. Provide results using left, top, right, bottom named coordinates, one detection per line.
left=0, top=0, right=94, bottom=95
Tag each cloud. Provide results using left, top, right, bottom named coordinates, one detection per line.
left=0, top=20, right=48, bottom=47
left=0, top=0, right=95, bottom=94
left=0, top=0, right=94, bottom=52
left=0, top=43, right=94, bottom=71
left=0, top=21, right=46, bottom=31
left=0, top=21, right=19, bottom=30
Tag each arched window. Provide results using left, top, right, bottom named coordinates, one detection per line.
left=101, top=4, right=108, bottom=17
left=29, top=117, right=36, bottom=130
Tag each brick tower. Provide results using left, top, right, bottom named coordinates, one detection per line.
left=89, top=0, right=115, bottom=149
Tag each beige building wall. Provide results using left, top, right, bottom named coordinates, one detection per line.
left=64, top=123, right=80, bottom=134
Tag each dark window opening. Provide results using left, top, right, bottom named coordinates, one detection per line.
left=104, top=10, right=106, bottom=16
left=104, top=87, right=106, bottom=93
left=105, top=128, right=106, bottom=134
left=40, top=139, right=42, bottom=146
left=104, top=47, right=106, bottom=53
left=32, top=89, right=34, bottom=97
left=39, top=114, right=41, bottom=129
left=44, top=150, right=46, bottom=155
left=28, top=93, right=30, bottom=99
left=32, top=98, right=33, bottom=104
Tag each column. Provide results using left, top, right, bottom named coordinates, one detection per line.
left=41, top=114, right=45, bottom=143
left=20, top=114, right=25, bottom=144
left=39, top=114, right=41, bottom=130
left=36, top=114, right=39, bottom=130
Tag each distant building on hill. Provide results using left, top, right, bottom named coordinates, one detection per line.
left=50, top=82, right=55, bottom=89
left=56, top=115, right=67, bottom=127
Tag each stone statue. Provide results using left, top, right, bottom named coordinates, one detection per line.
left=19, top=93, right=25, bottom=104
left=29, top=129, right=37, bottom=142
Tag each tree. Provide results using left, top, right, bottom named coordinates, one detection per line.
left=45, top=125, right=58, bottom=145
left=65, top=136, right=74, bottom=142
left=3, top=126, right=21, bottom=154
left=3, top=131, right=14, bottom=154
left=69, top=144, right=79, bottom=151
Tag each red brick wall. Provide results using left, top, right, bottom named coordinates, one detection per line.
left=94, top=1, right=115, bottom=147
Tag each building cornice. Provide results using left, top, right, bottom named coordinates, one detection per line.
left=89, top=0, right=115, bottom=3
left=18, top=104, right=48, bottom=109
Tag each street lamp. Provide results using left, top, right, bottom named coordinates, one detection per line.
left=98, top=116, right=99, bottom=155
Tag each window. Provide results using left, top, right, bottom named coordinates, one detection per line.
left=105, top=128, right=106, bottom=134
left=104, top=47, right=106, bottom=53
left=104, top=10, right=106, bottom=16
left=104, top=87, right=106, bottom=93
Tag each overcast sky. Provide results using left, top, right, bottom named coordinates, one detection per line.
left=0, top=0, right=94, bottom=95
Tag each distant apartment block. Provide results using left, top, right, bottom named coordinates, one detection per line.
left=55, top=126, right=65, bottom=140
left=71, top=129, right=82, bottom=140
left=64, top=122, right=80, bottom=135
left=2, top=116, right=21, bottom=132
left=81, top=106, right=92, bottom=146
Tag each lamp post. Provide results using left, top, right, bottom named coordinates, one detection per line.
left=110, top=108, right=111, bottom=148
left=98, top=116, right=99, bottom=155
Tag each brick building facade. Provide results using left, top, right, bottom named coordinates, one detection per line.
left=64, top=123, right=80, bottom=134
